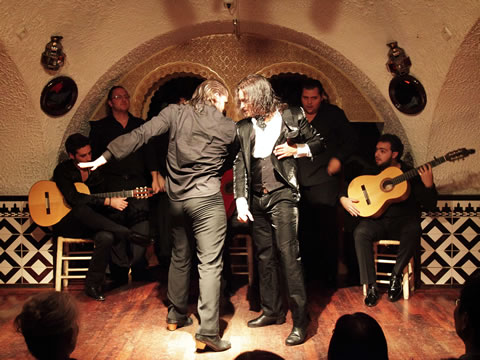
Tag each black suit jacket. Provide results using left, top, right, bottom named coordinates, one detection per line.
left=233, top=108, right=326, bottom=203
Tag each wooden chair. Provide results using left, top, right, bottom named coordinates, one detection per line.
left=55, top=237, right=94, bottom=291
left=229, top=234, right=254, bottom=287
left=363, top=239, right=415, bottom=300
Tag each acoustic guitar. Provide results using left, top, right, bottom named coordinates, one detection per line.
left=28, top=180, right=154, bottom=227
left=347, top=148, right=475, bottom=218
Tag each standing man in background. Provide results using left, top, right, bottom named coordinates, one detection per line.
left=89, top=86, right=158, bottom=286
left=297, top=79, right=358, bottom=288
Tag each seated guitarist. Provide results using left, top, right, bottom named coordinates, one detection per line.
left=339, top=134, right=438, bottom=307
left=53, top=133, right=152, bottom=301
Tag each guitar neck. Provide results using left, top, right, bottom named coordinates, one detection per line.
left=392, top=156, right=446, bottom=185
left=92, top=190, right=137, bottom=198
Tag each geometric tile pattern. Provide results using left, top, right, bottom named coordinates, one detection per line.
left=1, top=197, right=479, bottom=287
left=0, top=198, right=54, bottom=286
left=421, top=199, right=480, bottom=286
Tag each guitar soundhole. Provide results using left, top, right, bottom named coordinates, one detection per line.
left=381, top=178, right=394, bottom=192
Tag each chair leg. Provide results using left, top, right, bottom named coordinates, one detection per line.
left=409, top=258, right=415, bottom=293
left=402, top=270, right=409, bottom=300
left=55, top=237, right=63, bottom=291
left=62, top=243, right=69, bottom=289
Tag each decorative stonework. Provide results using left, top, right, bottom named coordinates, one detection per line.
left=90, top=34, right=380, bottom=124
left=131, top=62, right=225, bottom=120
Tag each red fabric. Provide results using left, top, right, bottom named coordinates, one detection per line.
left=221, top=169, right=235, bottom=219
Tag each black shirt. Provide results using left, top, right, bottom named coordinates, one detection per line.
left=89, top=113, right=158, bottom=191
left=297, top=103, right=358, bottom=187
left=103, top=104, right=237, bottom=201
left=53, top=159, right=106, bottom=208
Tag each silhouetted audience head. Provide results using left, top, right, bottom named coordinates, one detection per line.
left=328, top=312, right=388, bottom=360
left=454, top=271, right=480, bottom=358
left=14, top=291, right=79, bottom=360
left=234, top=350, right=285, bottom=359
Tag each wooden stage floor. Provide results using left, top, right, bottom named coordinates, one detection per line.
left=0, top=275, right=464, bottom=360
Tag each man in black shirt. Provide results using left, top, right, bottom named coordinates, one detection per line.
left=340, top=134, right=438, bottom=306
left=89, top=86, right=158, bottom=284
left=297, top=79, right=358, bottom=287
left=80, top=80, right=236, bottom=352
left=53, top=133, right=151, bottom=301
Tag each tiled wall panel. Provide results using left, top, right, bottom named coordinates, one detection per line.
left=1, top=196, right=479, bottom=287
left=0, top=199, right=53, bottom=285
left=421, top=200, right=480, bottom=285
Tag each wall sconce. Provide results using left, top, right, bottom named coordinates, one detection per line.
left=41, top=35, right=66, bottom=71
left=386, top=41, right=411, bottom=76
left=386, top=41, right=427, bottom=115
left=223, top=0, right=236, bottom=13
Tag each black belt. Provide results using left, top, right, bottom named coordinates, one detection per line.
left=253, top=186, right=287, bottom=197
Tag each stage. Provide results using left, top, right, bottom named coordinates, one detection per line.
left=0, top=276, right=464, bottom=360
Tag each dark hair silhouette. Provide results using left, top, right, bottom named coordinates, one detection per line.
left=456, top=271, right=480, bottom=350
left=234, top=350, right=285, bottom=360
left=328, top=312, right=388, bottom=360
left=65, top=133, right=89, bottom=156
left=14, top=291, right=79, bottom=360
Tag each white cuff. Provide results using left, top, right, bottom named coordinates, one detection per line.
left=294, top=144, right=312, bottom=158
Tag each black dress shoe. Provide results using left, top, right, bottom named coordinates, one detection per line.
left=128, top=231, right=154, bottom=248
left=167, top=316, right=193, bottom=331
left=388, top=274, right=403, bottom=302
left=364, top=284, right=379, bottom=307
left=247, top=313, right=286, bottom=328
left=195, top=334, right=231, bottom=352
left=285, top=325, right=308, bottom=346
left=85, top=285, right=105, bottom=301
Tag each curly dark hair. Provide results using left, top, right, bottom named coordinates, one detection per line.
left=235, top=74, right=283, bottom=117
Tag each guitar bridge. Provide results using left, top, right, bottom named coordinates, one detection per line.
left=45, top=191, right=51, bottom=214
left=361, top=184, right=371, bottom=205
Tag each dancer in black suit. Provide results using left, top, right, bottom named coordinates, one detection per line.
left=233, top=74, right=326, bottom=346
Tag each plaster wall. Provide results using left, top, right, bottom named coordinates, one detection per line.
left=0, top=1, right=478, bottom=195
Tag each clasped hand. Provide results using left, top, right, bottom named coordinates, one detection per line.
left=273, top=142, right=297, bottom=159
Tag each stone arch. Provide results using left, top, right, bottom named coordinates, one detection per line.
left=62, top=21, right=400, bottom=159
left=131, top=62, right=225, bottom=119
